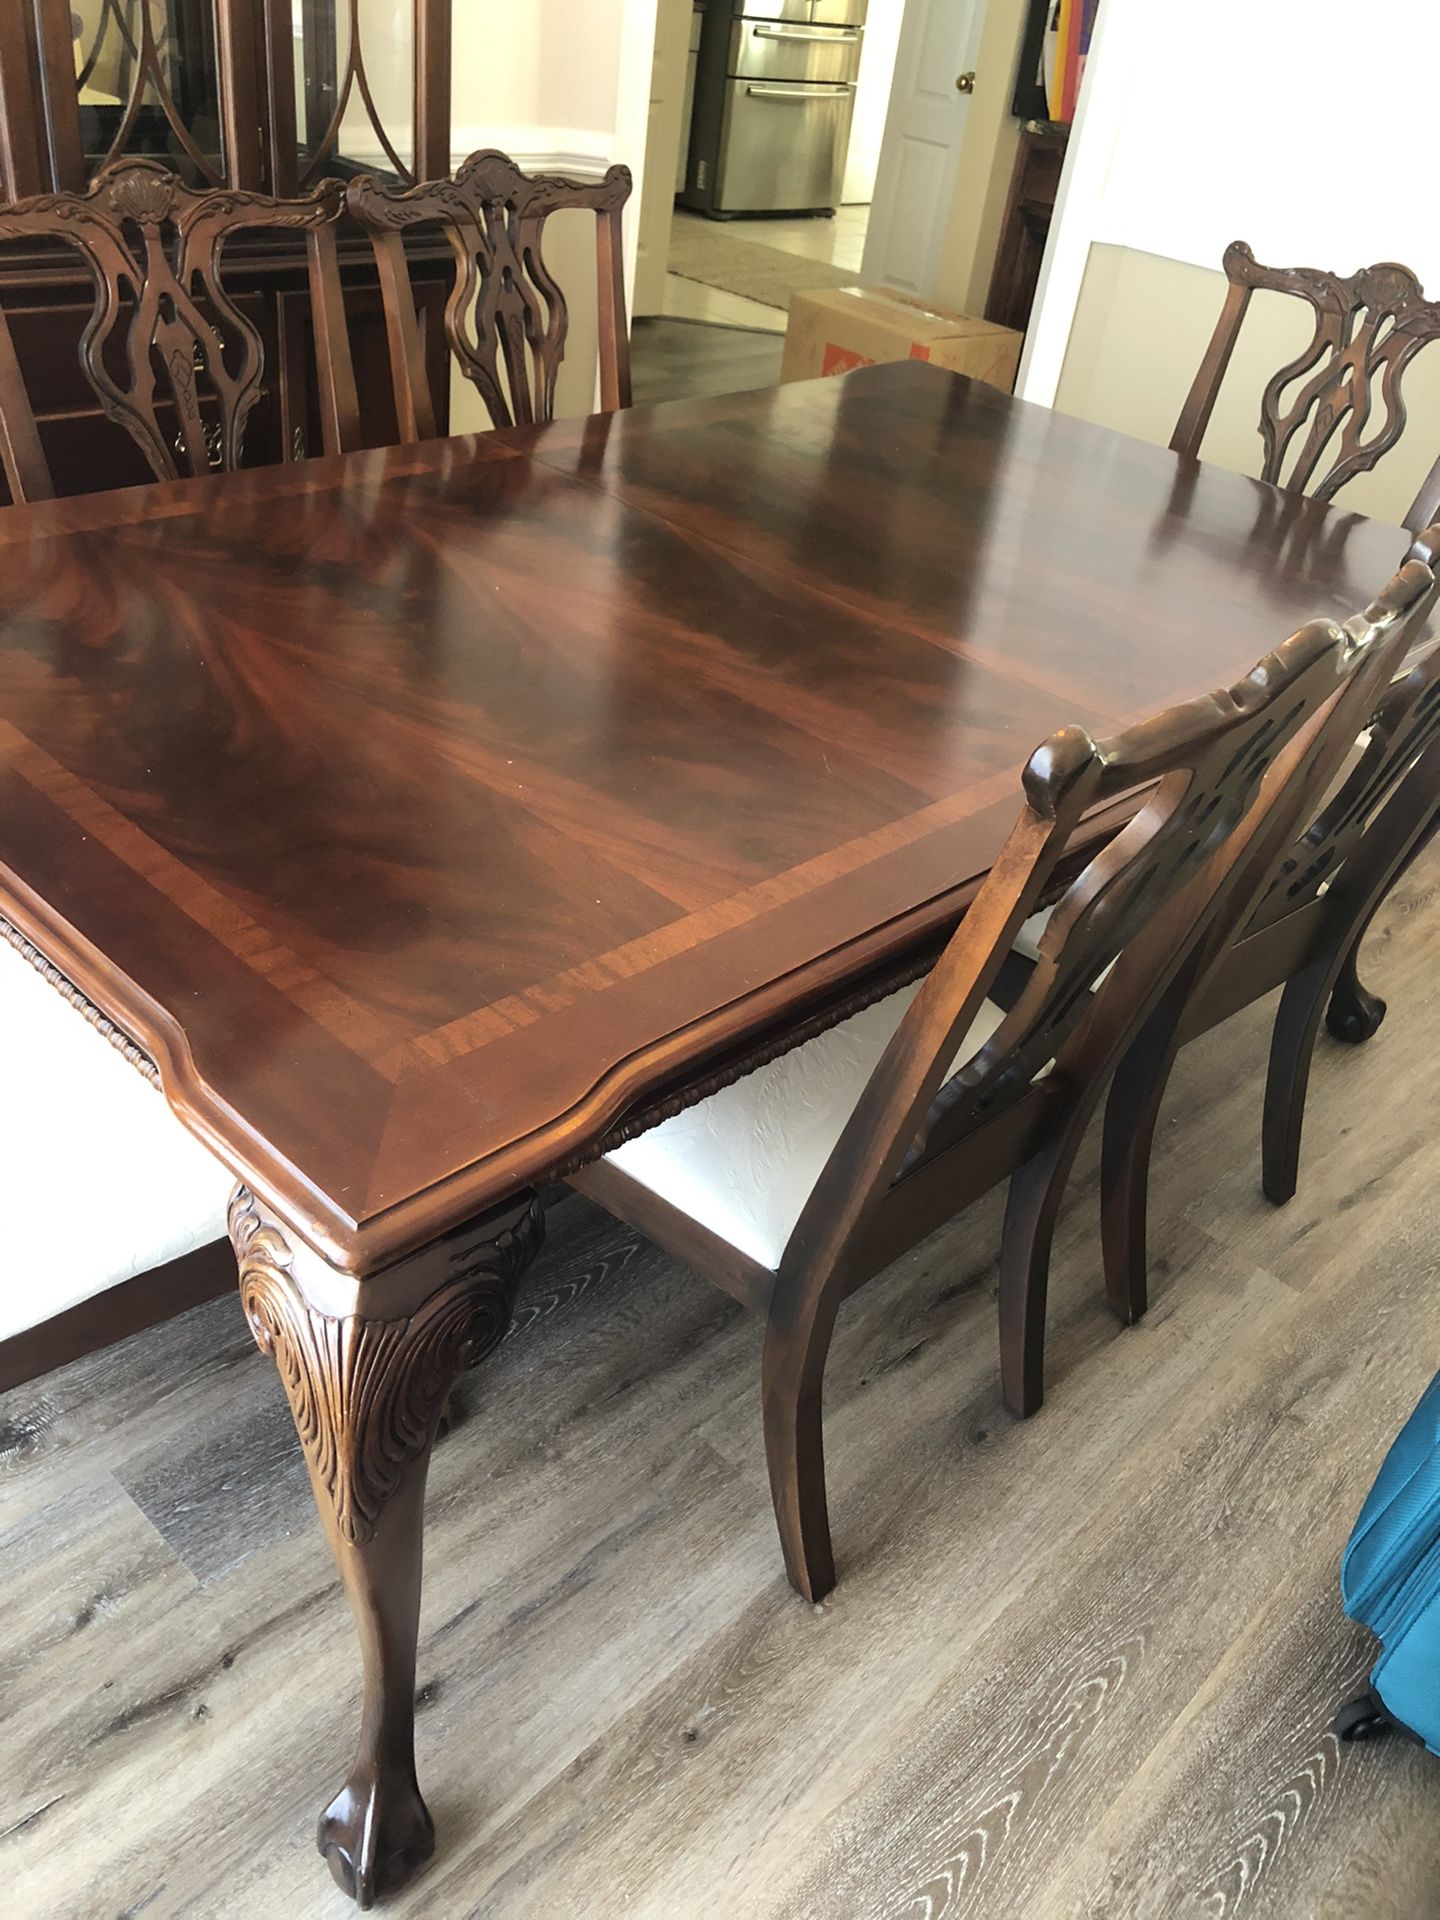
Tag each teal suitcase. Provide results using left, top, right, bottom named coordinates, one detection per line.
left=1335, top=1373, right=1440, bottom=1750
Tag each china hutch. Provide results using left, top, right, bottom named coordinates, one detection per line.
left=0, top=0, right=454, bottom=497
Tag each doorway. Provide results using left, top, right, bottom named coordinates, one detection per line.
left=630, top=0, right=1078, bottom=403
left=644, top=0, right=894, bottom=346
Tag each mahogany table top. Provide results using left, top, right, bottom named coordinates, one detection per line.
left=0, top=363, right=1413, bottom=1271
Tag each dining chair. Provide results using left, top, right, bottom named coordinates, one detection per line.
left=1101, top=528, right=1440, bottom=1326
left=1173, top=241, right=1440, bottom=533
left=0, top=156, right=360, bottom=505
left=571, top=551, right=1431, bottom=1604
left=0, top=158, right=365, bottom=1387
left=346, top=147, right=633, bottom=438
left=0, top=919, right=235, bottom=1392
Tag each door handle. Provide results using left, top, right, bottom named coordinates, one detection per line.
left=955, top=71, right=976, bottom=93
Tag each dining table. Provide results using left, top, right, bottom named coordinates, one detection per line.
left=0, top=359, right=1416, bottom=1905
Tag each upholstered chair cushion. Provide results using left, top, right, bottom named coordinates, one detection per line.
left=0, top=936, right=233, bottom=1343
left=604, top=982, right=1008, bottom=1270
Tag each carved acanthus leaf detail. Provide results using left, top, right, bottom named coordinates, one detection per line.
left=231, top=1188, right=542, bottom=1545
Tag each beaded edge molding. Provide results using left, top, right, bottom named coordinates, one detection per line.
left=551, top=938, right=946, bottom=1178
left=0, top=915, right=956, bottom=1177
left=0, top=914, right=160, bottom=1087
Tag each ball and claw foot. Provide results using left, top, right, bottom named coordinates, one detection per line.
left=318, top=1768, right=436, bottom=1908
left=1326, top=978, right=1386, bottom=1046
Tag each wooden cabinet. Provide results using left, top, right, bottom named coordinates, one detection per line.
left=985, top=123, right=1067, bottom=338
left=0, top=0, right=454, bottom=497
left=0, top=0, right=452, bottom=199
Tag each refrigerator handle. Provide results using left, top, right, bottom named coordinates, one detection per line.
left=751, top=22, right=861, bottom=37
left=744, top=83, right=853, bottom=98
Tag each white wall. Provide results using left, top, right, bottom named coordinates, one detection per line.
left=446, top=0, right=657, bottom=426
left=1083, top=1, right=1438, bottom=279
left=1022, top=0, right=1440, bottom=406
left=451, top=0, right=634, bottom=167
left=842, top=0, right=905, bottom=206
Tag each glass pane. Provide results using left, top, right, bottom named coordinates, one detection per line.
left=292, top=0, right=352, bottom=176
left=70, top=0, right=224, bottom=184
left=294, top=0, right=413, bottom=185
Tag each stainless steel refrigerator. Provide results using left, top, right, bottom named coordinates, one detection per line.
left=681, top=0, right=868, bottom=218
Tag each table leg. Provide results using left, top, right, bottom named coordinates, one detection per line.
left=229, top=1184, right=543, bottom=1907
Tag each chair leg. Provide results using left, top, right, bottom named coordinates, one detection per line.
left=1324, top=934, right=1388, bottom=1045
left=998, top=1118, right=1089, bottom=1420
left=1262, top=953, right=1333, bottom=1205
left=1100, top=999, right=1185, bottom=1328
left=1266, top=797, right=1440, bottom=1199
left=761, top=1295, right=841, bottom=1605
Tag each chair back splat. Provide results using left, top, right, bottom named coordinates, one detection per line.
left=347, top=147, right=633, bottom=439
left=1252, top=581, right=1440, bottom=940
left=788, top=557, right=1434, bottom=1298
left=1100, top=527, right=1440, bottom=1317
left=0, top=157, right=359, bottom=506
left=1173, top=241, right=1440, bottom=532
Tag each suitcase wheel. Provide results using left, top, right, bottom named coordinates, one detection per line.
left=1333, top=1690, right=1392, bottom=1743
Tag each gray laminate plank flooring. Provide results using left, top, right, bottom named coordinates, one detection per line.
left=632, top=315, right=784, bottom=407
left=4, top=795, right=1439, bottom=1915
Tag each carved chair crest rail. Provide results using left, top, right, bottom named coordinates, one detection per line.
left=0, top=156, right=362, bottom=504
left=1172, top=239, right=1440, bottom=534
left=346, top=147, right=634, bottom=438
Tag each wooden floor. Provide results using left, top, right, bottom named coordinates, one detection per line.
left=5, top=855, right=1440, bottom=1915
left=636, top=201, right=861, bottom=406
left=632, top=314, right=784, bottom=407
left=658, top=204, right=870, bottom=334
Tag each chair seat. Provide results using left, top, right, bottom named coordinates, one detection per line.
left=0, top=936, right=233, bottom=1344
left=604, top=981, right=1008, bottom=1271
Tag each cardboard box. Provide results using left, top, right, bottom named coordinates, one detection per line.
left=780, top=285, right=1022, bottom=393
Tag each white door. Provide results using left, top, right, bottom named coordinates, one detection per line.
left=860, top=0, right=989, bottom=296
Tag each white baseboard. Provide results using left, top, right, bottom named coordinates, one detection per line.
left=331, top=127, right=619, bottom=184
left=450, top=126, right=617, bottom=181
